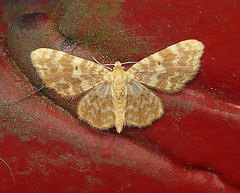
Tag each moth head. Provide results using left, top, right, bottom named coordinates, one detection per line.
left=113, top=61, right=123, bottom=68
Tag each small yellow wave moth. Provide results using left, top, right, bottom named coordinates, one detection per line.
left=31, top=39, right=204, bottom=133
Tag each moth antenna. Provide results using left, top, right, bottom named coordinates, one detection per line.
left=0, top=158, right=16, bottom=185
left=103, top=64, right=113, bottom=71
left=105, top=66, right=112, bottom=71
left=92, top=57, right=113, bottom=71
left=121, top=61, right=136, bottom=65
left=92, top=57, right=102, bottom=65
left=103, top=64, right=113, bottom=66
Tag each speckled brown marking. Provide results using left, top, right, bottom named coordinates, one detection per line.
left=31, top=48, right=110, bottom=97
left=77, top=82, right=115, bottom=129
left=128, top=39, right=204, bottom=93
left=31, top=39, right=204, bottom=133
left=125, top=81, right=163, bottom=127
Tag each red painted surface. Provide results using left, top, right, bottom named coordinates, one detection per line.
left=0, top=0, right=239, bottom=192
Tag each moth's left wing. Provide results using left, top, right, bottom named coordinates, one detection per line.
left=31, top=48, right=110, bottom=97
left=77, top=82, right=115, bottom=130
left=125, top=81, right=163, bottom=127
left=127, top=40, right=204, bottom=93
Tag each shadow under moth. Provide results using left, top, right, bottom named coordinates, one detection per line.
left=31, top=39, right=204, bottom=133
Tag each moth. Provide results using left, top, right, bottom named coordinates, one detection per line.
left=31, top=39, right=204, bottom=133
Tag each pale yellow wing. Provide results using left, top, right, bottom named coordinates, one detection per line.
left=125, top=81, right=163, bottom=127
left=127, top=39, right=204, bottom=93
left=31, top=48, right=110, bottom=97
left=77, top=82, right=115, bottom=130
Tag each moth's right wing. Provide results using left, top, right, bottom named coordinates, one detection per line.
left=127, top=40, right=204, bottom=93
left=77, top=82, right=115, bottom=130
left=125, top=81, right=163, bottom=127
left=31, top=48, right=110, bottom=97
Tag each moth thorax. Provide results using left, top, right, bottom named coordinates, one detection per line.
left=110, top=68, right=127, bottom=99
left=110, top=67, right=127, bottom=85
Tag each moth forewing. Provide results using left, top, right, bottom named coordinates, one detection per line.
left=30, top=48, right=110, bottom=97
left=127, top=39, right=204, bottom=93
